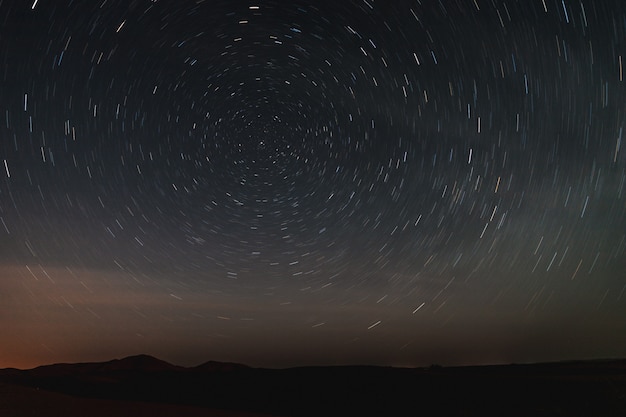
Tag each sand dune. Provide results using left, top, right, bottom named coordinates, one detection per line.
left=0, top=381, right=274, bottom=417
left=2, top=356, right=625, bottom=416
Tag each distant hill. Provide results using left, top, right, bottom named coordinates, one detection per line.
left=21, top=354, right=183, bottom=377
left=1, top=357, right=625, bottom=417
left=92, top=354, right=183, bottom=373
left=192, top=360, right=250, bottom=372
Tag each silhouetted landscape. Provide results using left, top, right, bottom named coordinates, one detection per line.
left=1, top=355, right=625, bottom=416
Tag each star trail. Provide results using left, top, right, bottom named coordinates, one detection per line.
left=0, top=0, right=625, bottom=369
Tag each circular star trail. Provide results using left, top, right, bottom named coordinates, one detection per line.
left=0, top=0, right=625, bottom=368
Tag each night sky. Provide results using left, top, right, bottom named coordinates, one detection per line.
left=1, top=0, right=625, bottom=370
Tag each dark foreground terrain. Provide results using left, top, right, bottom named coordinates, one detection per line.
left=1, top=355, right=625, bottom=416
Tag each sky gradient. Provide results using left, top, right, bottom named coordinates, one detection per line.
left=1, top=0, right=625, bottom=369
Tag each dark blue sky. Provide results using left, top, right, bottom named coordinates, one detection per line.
left=1, top=0, right=625, bottom=369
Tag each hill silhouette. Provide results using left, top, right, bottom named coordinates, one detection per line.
left=192, top=360, right=250, bottom=372
left=24, top=354, right=183, bottom=377
left=1, top=356, right=625, bottom=416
